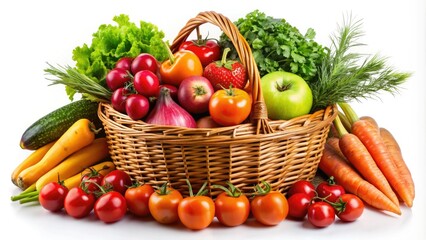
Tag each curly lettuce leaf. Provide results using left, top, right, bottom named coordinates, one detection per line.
left=70, top=14, right=168, bottom=100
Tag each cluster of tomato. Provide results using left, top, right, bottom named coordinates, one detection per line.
left=38, top=169, right=133, bottom=223
left=38, top=169, right=290, bottom=229
left=106, top=37, right=252, bottom=128
left=286, top=177, right=365, bottom=228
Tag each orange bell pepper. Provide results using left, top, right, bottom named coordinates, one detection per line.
left=160, top=46, right=203, bottom=87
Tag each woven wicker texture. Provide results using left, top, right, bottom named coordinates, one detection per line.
left=98, top=11, right=337, bottom=197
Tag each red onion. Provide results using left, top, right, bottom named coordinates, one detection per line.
left=146, top=87, right=196, bottom=128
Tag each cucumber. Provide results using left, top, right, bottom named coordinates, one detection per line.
left=20, top=99, right=102, bottom=150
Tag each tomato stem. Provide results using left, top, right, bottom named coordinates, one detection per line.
left=212, top=182, right=243, bottom=198
left=155, top=182, right=171, bottom=195
left=253, top=181, right=272, bottom=196
left=185, top=179, right=208, bottom=197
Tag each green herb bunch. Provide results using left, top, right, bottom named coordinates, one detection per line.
left=310, top=15, right=411, bottom=111
left=219, top=10, right=327, bottom=82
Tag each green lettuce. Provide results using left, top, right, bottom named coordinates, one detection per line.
left=69, top=14, right=168, bottom=100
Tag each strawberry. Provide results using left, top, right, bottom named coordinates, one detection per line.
left=203, top=48, right=247, bottom=91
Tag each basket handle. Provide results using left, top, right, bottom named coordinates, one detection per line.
left=169, top=11, right=272, bottom=134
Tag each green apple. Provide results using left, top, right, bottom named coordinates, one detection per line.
left=261, top=71, right=313, bottom=120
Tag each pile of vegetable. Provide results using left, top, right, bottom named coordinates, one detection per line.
left=69, top=14, right=168, bottom=101
left=9, top=10, right=415, bottom=230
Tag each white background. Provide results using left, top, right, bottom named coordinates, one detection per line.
left=1, top=0, right=425, bottom=239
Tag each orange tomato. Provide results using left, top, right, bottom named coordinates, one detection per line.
left=148, top=183, right=183, bottom=224
left=214, top=183, right=250, bottom=227
left=177, top=180, right=215, bottom=230
left=250, top=181, right=289, bottom=226
left=208, top=87, right=252, bottom=126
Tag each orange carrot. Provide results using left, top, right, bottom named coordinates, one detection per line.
left=334, top=115, right=399, bottom=206
left=360, top=116, right=379, bottom=130
left=380, top=127, right=415, bottom=207
left=326, top=137, right=345, bottom=159
left=340, top=102, right=413, bottom=208
left=319, top=143, right=401, bottom=215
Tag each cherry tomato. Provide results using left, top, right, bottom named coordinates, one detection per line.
left=148, top=183, right=183, bottom=224
left=133, top=70, right=160, bottom=97
left=179, top=39, right=221, bottom=67
left=316, top=176, right=346, bottom=202
left=81, top=168, right=104, bottom=195
left=209, top=87, right=252, bottom=126
left=335, top=194, right=364, bottom=222
left=94, top=191, right=127, bottom=223
left=131, top=53, right=158, bottom=75
left=125, top=94, right=150, bottom=120
left=106, top=68, right=132, bottom=91
left=115, top=56, right=134, bottom=71
left=250, top=181, right=289, bottom=226
left=178, top=181, right=215, bottom=230
left=38, top=182, right=69, bottom=212
left=307, top=201, right=335, bottom=228
left=287, top=193, right=312, bottom=220
left=64, top=187, right=95, bottom=218
left=287, top=180, right=316, bottom=199
left=213, top=183, right=250, bottom=227
left=125, top=183, right=154, bottom=217
left=111, top=87, right=130, bottom=113
left=102, top=170, right=132, bottom=195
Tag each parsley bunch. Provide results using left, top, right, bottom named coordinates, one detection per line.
left=220, top=10, right=327, bottom=82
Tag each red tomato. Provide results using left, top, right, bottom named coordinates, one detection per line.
left=287, top=180, right=316, bottom=199
left=148, top=183, right=183, bottom=224
left=133, top=70, right=160, bottom=97
left=179, top=39, right=221, bottom=67
left=177, top=181, right=215, bottom=230
left=307, top=201, right=335, bottom=228
left=125, top=94, right=150, bottom=121
left=94, top=191, right=127, bottom=223
left=287, top=193, right=312, bottom=220
left=106, top=68, right=132, bottom=91
left=316, top=176, right=346, bottom=202
left=131, top=53, right=158, bottom=75
left=102, top=170, right=132, bottom=195
left=115, top=56, right=134, bottom=71
left=335, top=194, right=364, bottom=222
left=250, top=182, right=289, bottom=226
left=125, top=183, right=154, bottom=217
left=64, top=187, right=95, bottom=218
left=209, top=87, right=252, bottom=126
left=214, top=183, right=250, bottom=227
left=111, top=87, right=130, bottom=113
left=38, top=182, right=69, bottom=212
left=81, top=168, right=104, bottom=195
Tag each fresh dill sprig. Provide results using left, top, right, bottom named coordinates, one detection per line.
left=310, top=15, right=411, bottom=111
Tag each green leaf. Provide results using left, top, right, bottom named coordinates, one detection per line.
left=252, top=38, right=264, bottom=49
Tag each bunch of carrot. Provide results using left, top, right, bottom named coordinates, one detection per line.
left=319, top=102, right=415, bottom=215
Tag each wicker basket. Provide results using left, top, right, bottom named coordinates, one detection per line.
left=98, top=11, right=337, bottom=197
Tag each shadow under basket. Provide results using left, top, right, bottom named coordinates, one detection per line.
left=97, top=11, right=337, bottom=197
